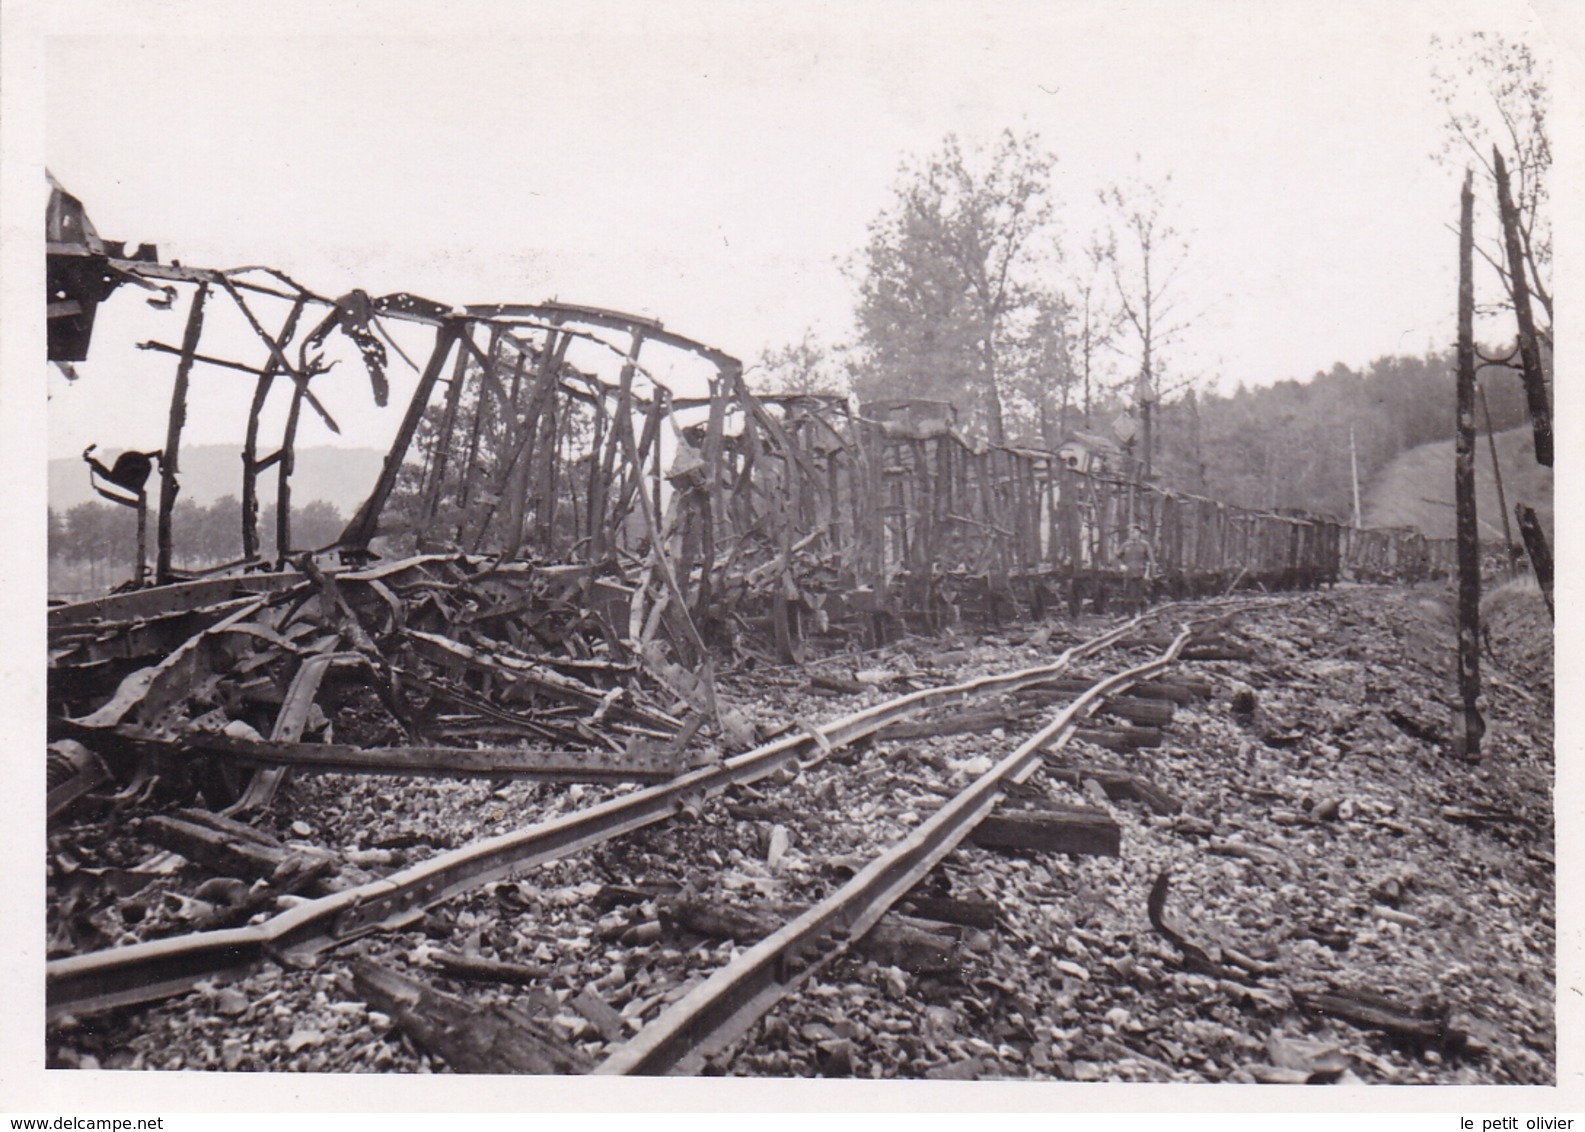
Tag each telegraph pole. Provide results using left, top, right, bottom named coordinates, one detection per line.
left=1349, top=425, right=1362, bottom=529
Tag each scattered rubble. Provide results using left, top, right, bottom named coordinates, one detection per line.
left=47, top=584, right=1554, bottom=1083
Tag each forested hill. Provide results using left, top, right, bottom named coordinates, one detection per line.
left=1146, top=351, right=1540, bottom=521
left=52, top=356, right=1542, bottom=537
left=1364, top=426, right=1552, bottom=542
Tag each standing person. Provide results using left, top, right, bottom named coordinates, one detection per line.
left=1117, top=523, right=1156, bottom=614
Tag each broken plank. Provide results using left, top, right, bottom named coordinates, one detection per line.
left=1182, top=640, right=1254, bottom=661
left=183, top=855, right=336, bottom=934
left=406, top=629, right=682, bottom=733
left=972, top=803, right=1120, bottom=857
left=169, top=806, right=290, bottom=847
left=807, top=672, right=866, bottom=695
left=348, top=961, right=592, bottom=1073
left=1071, top=725, right=1163, bottom=751
left=1291, top=988, right=1467, bottom=1050
left=143, top=815, right=305, bottom=881
left=1044, top=764, right=1182, bottom=815
left=1099, top=695, right=1175, bottom=728
left=192, top=731, right=683, bottom=784
left=724, top=801, right=797, bottom=823
left=874, top=705, right=1032, bottom=742
left=1134, top=676, right=1212, bottom=702
left=1207, top=836, right=1288, bottom=871
left=430, top=951, right=549, bottom=987
left=1016, top=678, right=1107, bottom=701
left=1114, top=634, right=1179, bottom=650
left=858, top=915, right=961, bottom=975
left=661, top=896, right=962, bottom=974
left=1020, top=675, right=1204, bottom=700
left=571, top=987, right=627, bottom=1043
left=1440, top=804, right=1527, bottom=826
left=897, top=893, right=1000, bottom=931
left=591, top=882, right=680, bottom=913
left=661, top=897, right=769, bottom=942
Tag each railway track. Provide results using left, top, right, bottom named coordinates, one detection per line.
left=592, top=629, right=1194, bottom=1075
left=46, top=600, right=1240, bottom=1045
left=46, top=584, right=1557, bottom=1084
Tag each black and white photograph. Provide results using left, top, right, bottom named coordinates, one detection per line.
left=4, top=0, right=1578, bottom=1116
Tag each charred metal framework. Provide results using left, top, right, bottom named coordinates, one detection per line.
left=48, top=179, right=1455, bottom=805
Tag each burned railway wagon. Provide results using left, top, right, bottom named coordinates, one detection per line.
left=397, top=377, right=1367, bottom=647
left=47, top=177, right=1454, bottom=814
left=1342, top=525, right=1454, bottom=582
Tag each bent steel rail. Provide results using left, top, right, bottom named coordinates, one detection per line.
left=46, top=615, right=1150, bottom=1021
left=594, top=629, right=1193, bottom=1075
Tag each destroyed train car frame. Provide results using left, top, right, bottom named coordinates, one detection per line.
left=47, top=179, right=1454, bottom=812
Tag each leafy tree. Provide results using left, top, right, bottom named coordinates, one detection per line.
left=1000, top=294, right=1078, bottom=448
left=252, top=499, right=343, bottom=558
left=753, top=332, right=850, bottom=397
left=293, top=499, right=346, bottom=550
left=60, top=501, right=137, bottom=587
left=169, top=498, right=208, bottom=566
left=201, top=496, right=244, bottom=564
left=1148, top=349, right=1535, bottom=518
left=850, top=131, right=1062, bottom=443
left=50, top=495, right=344, bottom=591
left=1433, top=32, right=1554, bottom=469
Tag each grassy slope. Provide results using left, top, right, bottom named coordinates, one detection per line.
left=1362, top=426, right=1553, bottom=542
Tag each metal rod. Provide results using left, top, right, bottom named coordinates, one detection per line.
left=155, top=283, right=209, bottom=584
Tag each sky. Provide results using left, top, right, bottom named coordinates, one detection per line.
left=24, top=0, right=1581, bottom=462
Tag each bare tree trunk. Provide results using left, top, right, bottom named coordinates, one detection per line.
left=1081, top=321, right=1093, bottom=427
left=982, top=333, right=1006, bottom=445
left=1515, top=503, right=1553, bottom=620
left=1493, top=148, right=1552, bottom=467
left=1455, top=170, right=1484, bottom=761
left=1138, top=327, right=1155, bottom=481
left=1477, top=381, right=1514, bottom=561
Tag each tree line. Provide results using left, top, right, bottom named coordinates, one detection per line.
left=49, top=496, right=346, bottom=590
left=1150, top=351, right=1534, bottom=518
left=753, top=33, right=1551, bottom=522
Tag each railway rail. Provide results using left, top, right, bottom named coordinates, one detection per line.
left=50, top=603, right=1217, bottom=1023
left=593, top=629, right=1194, bottom=1075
